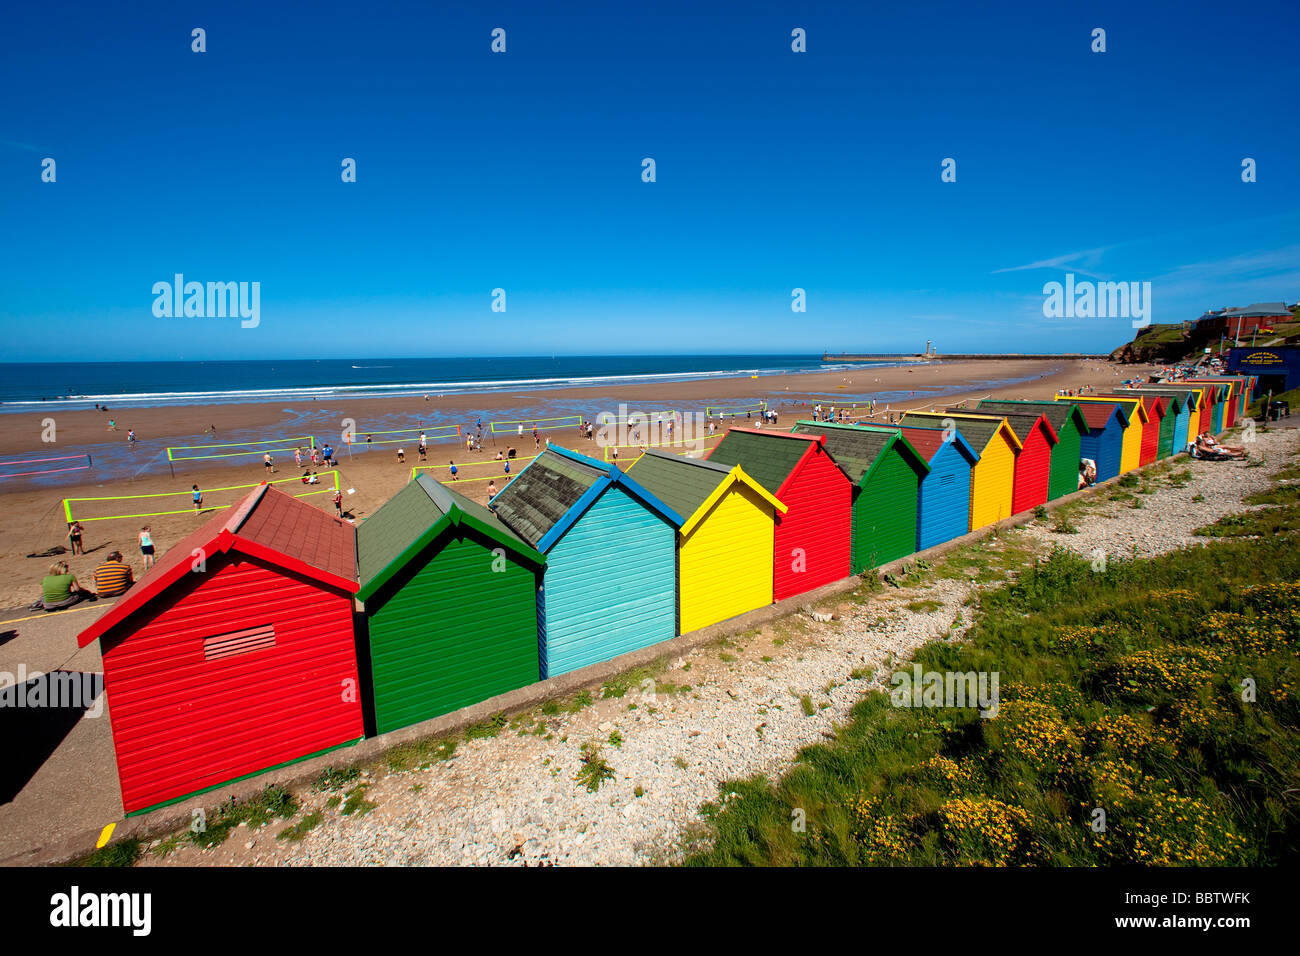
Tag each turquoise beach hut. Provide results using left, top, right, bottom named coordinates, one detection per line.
left=489, top=445, right=684, bottom=679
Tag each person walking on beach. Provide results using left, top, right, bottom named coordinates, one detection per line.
left=533, top=425, right=540, bottom=449
left=487, top=479, right=497, bottom=498
left=367, top=434, right=373, bottom=447
left=449, top=461, right=458, bottom=480
left=517, top=423, right=524, bottom=439
left=419, top=431, right=427, bottom=447
left=108, top=418, right=117, bottom=431
left=333, top=488, right=344, bottom=517
left=418, top=441, right=427, bottom=461
left=264, top=452, right=274, bottom=474
left=503, top=459, right=510, bottom=475
left=67, top=520, right=84, bottom=555
left=192, top=484, right=203, bottom=515
left=295, top=446, right=303, bottom=468
left=138, top=526, right=156, bottom=570
left=127, top=428, right=137, bottom=445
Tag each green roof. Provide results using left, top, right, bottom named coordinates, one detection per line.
left=625, top=449, right=731, bottom=520
left=489, top=447, right=603, bottom=548
left=789, top=421, right=907, bottom=484
left=706, top=429, right=815, bottom=496
left=900, top=412, right=1007, bottom=452
left=976, top=400, right=1082, bottom=434
left=357, top=474, right=537, bottom=595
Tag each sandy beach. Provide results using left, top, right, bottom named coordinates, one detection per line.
left=0, top=358, right=1155, bottom=610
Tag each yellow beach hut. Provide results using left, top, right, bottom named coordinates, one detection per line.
left=626, top=449, right=787, bottom=633
left=1073, top=396, right=1147, bottom=474
left=899, top=412, right=1021, bottom=531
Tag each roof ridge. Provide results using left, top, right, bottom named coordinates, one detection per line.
left=644, top=447, right=732, bottom=473
left=225, top=483, right=270, bottom=535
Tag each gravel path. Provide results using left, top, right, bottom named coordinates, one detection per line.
left=142, top=426, right=1297, bottom=867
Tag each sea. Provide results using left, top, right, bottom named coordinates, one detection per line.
left=0, top=355, right=858, bottom=410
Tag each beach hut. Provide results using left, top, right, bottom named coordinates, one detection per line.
left=706, top=428, right=853, bottom=600
left=953, top=407, right=1055, bottom=515
left=1187, top=379, right=1237, bottom=429
left=1073, top=397, right=1147, bottom=473
left=1147, top=386, right=1205, bottom=446
left=355, top=475, right=545, bottom=735
left=899, top=412, right=1021, bottom=531
left=789, top=421, right=930, bottom=571
left=489, top=445, right=682, bottom=679
left=898, top=425, right=979, bottom=550
left=1191, top=381, right=1228, bottom=433
left=1134, top=388, right=1192, bottom=455
left=976, top=400, right=1088, bottom=501
left=1099, top=393, right=1167, bottom=464
left=626, top=449, right=787, bottom=633
left=75, top=485, right=364, bottom=815
left=1065, top=401, right=1128, bottom=482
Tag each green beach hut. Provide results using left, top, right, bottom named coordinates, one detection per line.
left=356, top=474, right=545, bottom=735
left=789, top=420, right=930, bottom=571
left=975, top=400, right=1087, bottom=501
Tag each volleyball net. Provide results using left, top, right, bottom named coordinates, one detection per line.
left=0, top=453, right=93, bottom=480
left=63, top=470, right=340, bottom=523
left=598, top=409, right=678, bottom=426
left=601, top=438, right=716, bottom=464
left=490, top=415, right=582, bottom=434
left=344, top=424, right=461, bottom=448
left=167, top=435, right=317, bottom=463
left=706, top=401, right=767, bottom=418
left=410, top=455, right=539, bottom=485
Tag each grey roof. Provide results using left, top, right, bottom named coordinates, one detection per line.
left=977, top=399, right=1084, bottom=434
left=789, top=421, right=895, bottom=484
left=357, top=474, right=528, bottom=587
left=900, top=412, right=1009, bottom=452
left=488, top=447, right=603, bottom=548
left=626, top=449, right=731, bottom=520
left=1221, top=302, right=1290, bottom=318
left=706, top=429, right=817, bottom=497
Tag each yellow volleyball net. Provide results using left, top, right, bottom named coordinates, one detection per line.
left=63, top=470, right=340, bottom=523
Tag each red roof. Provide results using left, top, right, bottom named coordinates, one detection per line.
left=898, top=426, right=947, bottom=463
left=1076, top=402, right=1124, bottom=430
left=78, top=485, right=357, bottom=647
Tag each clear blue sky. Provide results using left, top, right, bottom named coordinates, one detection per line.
left=2, top=0, right=1297, bottom=361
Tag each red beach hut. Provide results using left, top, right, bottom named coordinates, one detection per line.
left=76, top=484, right=364, bottom=815
left=706, top=427, right=852, bottom=601
left=950, top=407, right=1056, bottom=515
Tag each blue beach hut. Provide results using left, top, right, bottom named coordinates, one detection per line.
left=489, top=445, right=683, bottom=679
left=1071, top=401, right=1128, bottom=483
left=899, top=425, right=980, bottom=550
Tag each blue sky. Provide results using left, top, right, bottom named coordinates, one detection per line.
left=2, top=0, right=1297, bottom=361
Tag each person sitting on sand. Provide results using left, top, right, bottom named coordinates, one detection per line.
left=40, top=561, right=97, bottom=611
left=308, top=471, right=320, bottom=484
left=93, top=552, right=134, bottom=598
left=302, top=470, right=312, bottom=484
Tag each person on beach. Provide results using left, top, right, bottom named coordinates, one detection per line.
left=93, top=552, right=134, bottom=598
left=192, top=484, right=203, bottom=515
left=294, top=446, right=303, bottom=468
left=449, top=461, right=458, bottom=480
left=419, top=432, right=426, bottom=446
left=40, top=561, right=97, bottom=611
left=138, top=526, right=156, bottom=570
left=333, top=488, right=344, bottom=517
left=367, top=434, right=373, bottom=446
left=302, top=470, right=312, bottom=484
left=323, top=444, right=336, bottom=466
left=418, top=442, right=427, bottom=461
left=533, top=426, right=540, bottom=449
left=66, top=520, right=84, bottom=555
left=518, top=423, right=524, bottom=439
left=503, top=459, right=511, bottom=475
left=487, top=479, right=497, bottom=498
left=397, top=447, right=406, bottom=463
left=308, top=472, right=320, bottom=484
left=264, top=452, right=274, bottom=473
left=127, top=428, right=137, bottom=445
left=108, top=418, right=117, bottom=431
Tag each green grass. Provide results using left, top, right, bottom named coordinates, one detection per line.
left=314, top=766, right=360, bottom=791
left=906, top=599, right=943, bottom=614
left=576, top=743, right=616, bottom=792
left=78, top=838, right=143, bottom=867
left=383, top=736, right=458, bottom=773
left=684, top=461, right=1300, bottom=866
left=183, top=784, right=299, bottom=850
left=465, top=712, right=509, bottom=740
left=277, top=810, right=324, bottom=842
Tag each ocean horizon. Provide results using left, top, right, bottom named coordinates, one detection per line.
left=0, top=355, right=898, bottom=411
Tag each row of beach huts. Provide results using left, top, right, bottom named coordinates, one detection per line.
left=75, top=376, right=1255, bottom=814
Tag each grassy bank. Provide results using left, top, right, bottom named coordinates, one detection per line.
left=686, top=468, right=1300, bottom=866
